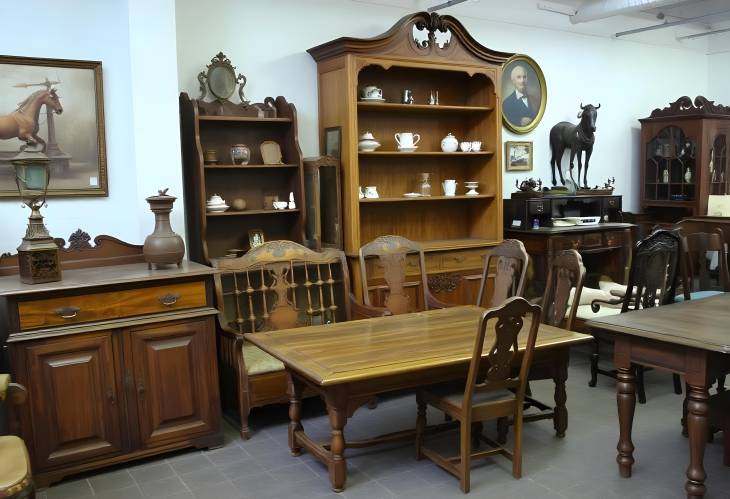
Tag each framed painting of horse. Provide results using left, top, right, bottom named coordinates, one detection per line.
left=0, top=55, right=107, bottom=197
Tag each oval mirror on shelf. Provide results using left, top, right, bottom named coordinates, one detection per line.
left=197, top=52, right=248, bottom=103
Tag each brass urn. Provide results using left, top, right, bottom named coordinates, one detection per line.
left=143, top=189, right=185, bottom=269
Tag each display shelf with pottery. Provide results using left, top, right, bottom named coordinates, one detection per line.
left=206, top=208, right=301, bottom=217
left=357, top=102, right=493, bottom=113
left=361, top=194, right=493, bottom=203
left=359, top=151, right=493, bottom=156
left=204, top=163, right=298, bottom=169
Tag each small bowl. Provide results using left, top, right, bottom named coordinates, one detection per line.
left=272, top=201, right=288, bottom=210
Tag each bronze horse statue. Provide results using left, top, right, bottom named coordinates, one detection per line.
left=549, top=103, right=600, bottom=188
left=0, top=89, right=63, bottom=152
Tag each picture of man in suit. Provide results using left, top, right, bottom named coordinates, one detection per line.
left=502, top=64, right=537, bottom=127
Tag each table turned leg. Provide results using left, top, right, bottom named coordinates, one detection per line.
left=685, top=384, right=709, bottom=498
left=616, top=366, right=636, bottom=478
left=326, top=392, right=348, bottom=492
left=287, top=374, right=305, bottom=456
left=553, top=355, right=568, bottom=438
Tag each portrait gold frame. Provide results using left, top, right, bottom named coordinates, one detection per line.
left=0, top=55, right=107, bottom=197
left=501, top=54, right=547, bottom=135
left=505, top=141, right=533, bottom=171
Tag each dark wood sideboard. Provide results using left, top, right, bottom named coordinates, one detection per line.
left=0, top=235, right=222, bottom=486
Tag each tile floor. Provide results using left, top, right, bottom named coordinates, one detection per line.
left=39, top=351, right=730, bottom=499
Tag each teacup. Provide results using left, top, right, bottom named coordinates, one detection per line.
left=360, top=85, right=383, bottom=100
left=442, top=179, right=457, bottom=196
left=459, top=141, right=472, bottom=152
left=395, top=132, right=421, bottom=149
left=272, top=201, right=288, bottom=210
left=470, top=141, right=482, bottom=152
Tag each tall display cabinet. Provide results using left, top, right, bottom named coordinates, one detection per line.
left=308, top=12, right=512, bottom=305
left=640, top=96, right=730, bottom=220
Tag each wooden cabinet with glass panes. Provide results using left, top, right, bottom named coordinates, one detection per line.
left=640, top=96, right=730, bottom=220
left=308, top=12, right=512, bottom=305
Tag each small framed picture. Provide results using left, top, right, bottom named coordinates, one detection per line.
left=248, top=229, right=265, bottom=249
left=324, top=126, right=341, bottom=160
left=505, top=141, right=533, bottom=171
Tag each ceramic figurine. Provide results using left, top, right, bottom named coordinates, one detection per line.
left=288, top=191, right=296, bottom=209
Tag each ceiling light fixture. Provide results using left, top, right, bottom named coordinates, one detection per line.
left=676, top=26, right=730, bottom=40
left=614, top=7, right=730, bottom=37
left=427, top=0, right=469, bottom=12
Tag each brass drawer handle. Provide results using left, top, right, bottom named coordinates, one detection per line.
left=159, top=293, right=181, bottom=306
left=54, top=306, right=80, bottom=319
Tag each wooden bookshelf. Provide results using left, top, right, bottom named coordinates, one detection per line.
left=179, top=94, right=305, bottom=263
left=309, top=11, right=511, bottom=305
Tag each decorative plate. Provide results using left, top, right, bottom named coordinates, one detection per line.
left=260, top=141, right=284, bottom=165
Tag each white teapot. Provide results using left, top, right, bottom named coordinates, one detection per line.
left=441, top=133, right=459, bottom=153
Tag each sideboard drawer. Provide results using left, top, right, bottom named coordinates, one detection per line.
left=18, top=281, right=207, bottom=331
left=440, top=250, right=485, bottom=271
left=365, top=253, right=440, bottom=278
left=552, top=236, right=582, bottom=251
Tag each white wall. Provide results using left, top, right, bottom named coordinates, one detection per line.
left=708, top=30, right=730, bottom=105
left=176, top=0, right=709, bottom=213
left=0, top=0, right=181, bottom=254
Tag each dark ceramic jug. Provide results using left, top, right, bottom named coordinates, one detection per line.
left=143, top=189, right=185, bottom=268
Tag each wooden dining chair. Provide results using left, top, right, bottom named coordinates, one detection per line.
left=681, top=228, right=730, bottom=298
left=497, top=250, right=586, bottom=443
left=213, top=240, right=387, bottom=439
left=415, top=297, right=541, bottom=493
left=358, top=235, right=450, bottom=314
left=589, top=229, right=682, bottom=404
left=0, top=373, right=34, bottom=499
left=476, top=239, right=529, bottom=308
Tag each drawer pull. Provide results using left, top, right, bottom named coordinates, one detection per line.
left=54, top=306, right=80, bottom=319
left=158, top=293, right=181, bottom=306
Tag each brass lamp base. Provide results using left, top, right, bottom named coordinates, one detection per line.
left=17, top=239, right=61, bottom=284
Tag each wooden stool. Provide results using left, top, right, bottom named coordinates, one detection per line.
left=709, top=390, right=730, bottom=466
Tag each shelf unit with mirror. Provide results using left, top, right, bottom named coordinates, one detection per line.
left=180, top=93, right=305, bottom=264
left=640, top=96, right=730, bottom=221
left=309, top=11, right=512, bottom=305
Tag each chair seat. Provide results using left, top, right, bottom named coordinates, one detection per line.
left=674, top=290, right=725, bottom=302
left=420, top=382, right=515, bottom=410
left=0, top=436, right=32, bottom=494
left=243, top=340, right=284, bottom=376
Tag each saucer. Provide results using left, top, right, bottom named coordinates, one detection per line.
left=207, top=204, right=229, bottom=213
left=403, top=192, right=422, bottom=198
left=359, top=97, right=386, bottom=103
left=397, top=146, right=418, bottom=153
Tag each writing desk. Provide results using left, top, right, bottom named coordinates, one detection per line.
left=587, top=294, right=730, bottom=498
left=247, top=305, right=590, bottom=491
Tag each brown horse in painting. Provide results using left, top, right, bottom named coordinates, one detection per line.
left=0, top=89, right=63, bottom=152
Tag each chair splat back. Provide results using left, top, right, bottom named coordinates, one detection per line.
left=477, top=239, right=529, bottom=308
left=464, top=297, right=541, bottom=411
left=621, top=229, right=681, bottom=313
left=541, top=249, right=586, bottom=330
left=358, top=235, right=429, bottom=314
left=214, top=241, right=352, bottom=333
left=683, top=228, right=729, bottom=293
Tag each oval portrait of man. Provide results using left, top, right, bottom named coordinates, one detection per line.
left=501, top=55, right=547, bottom=134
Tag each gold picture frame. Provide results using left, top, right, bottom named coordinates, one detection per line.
left=248, top=229, right=265, bottom=249
left=501, top=54, right=547, bottom=135
left=0, top=55, right=108, bottom=197
left=505, top=141, right=533, bottom=171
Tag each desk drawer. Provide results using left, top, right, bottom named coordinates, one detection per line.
left=18, top=281, right=207, bottom=331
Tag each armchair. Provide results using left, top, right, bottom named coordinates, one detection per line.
left=0, top=374, right=34, bottom=499
left=212, top=241, right=387, bottom=439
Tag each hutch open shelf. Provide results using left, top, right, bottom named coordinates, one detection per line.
left=309, top=12, right=512, bottom=305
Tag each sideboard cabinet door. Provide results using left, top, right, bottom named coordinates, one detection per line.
left=126, top=318, right=220, bottom=449
left=21, top=332, right=125, bottom=469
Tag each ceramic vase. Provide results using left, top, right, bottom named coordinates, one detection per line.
left=143, top=189, right=185, bottom=269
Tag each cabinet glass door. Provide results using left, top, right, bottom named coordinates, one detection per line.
left=645, top=126, right=696, bottom=202
left=709, top=134, right=727, bottom=195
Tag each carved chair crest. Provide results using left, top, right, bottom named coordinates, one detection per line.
left=541, top=249, right=585, bottom=329
left=214, top=241, right=351, bottom=333
left=358, top=235, right=429, bottom=315
left=622, top=230, right=681, bottom=312
left=477, top=239, right=529, bottom=308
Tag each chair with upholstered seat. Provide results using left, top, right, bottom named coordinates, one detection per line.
left=213, top=241, right=388, bottom=439
left=476, top=239, right=529, bottom=308
left=415, top=297, right=541, bottom=493
left=0, top=374, right=34, bottom=499
left=358, top=235, right=451, bottom=314
left=588, top=229, right=682, bottom=404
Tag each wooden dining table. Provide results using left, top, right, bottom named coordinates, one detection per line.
left=587, top=293, right=730, bottom=499
left=246, top=305, right=591, bottom=492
